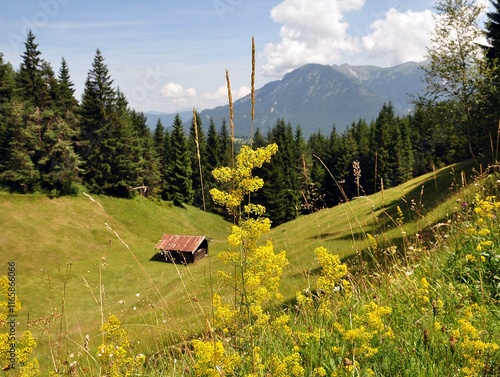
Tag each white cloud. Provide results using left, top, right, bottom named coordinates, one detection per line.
left=161, top=82, right=197, bottom=98
left=262, top=0, right=436, bottom=75
left=150, top=83, right=251, bottom=113
left=261, top=0, right=365, bottom=77
left=361, top=9, right=434, bottom=66
left=200, top=85, right=251, bottom=103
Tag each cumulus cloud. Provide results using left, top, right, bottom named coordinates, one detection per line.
left=154, top=82, right=250, bottom=112
left=161, top=82, right=197, bottom=98
left=262, top=0, right=435, bottom=75
left=361, top=9, right=434, bottom=66
left=262, top=0, right=365, bottom=77
left=201, top=85, right=250, bottom=104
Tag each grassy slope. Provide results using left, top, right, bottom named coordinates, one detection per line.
left=1, top=193, right=232, bottom=363
left=0, top=159, right=479, bottom=368
left=269, top=159, right=478, bottom=299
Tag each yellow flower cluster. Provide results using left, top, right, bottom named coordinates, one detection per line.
left=210, top=144, right=278, bottom=215
left=97, top=315, right=145, bottom=377
left=315, top=246, right=348, bottom=295
left=272, top=314, right=293, bottom=337
left=473, top=195, right=500, bottom=219
left=0, top=276, right=40, bottom=377
left=206, top=143, right=291, bottom=373
left=313, top=246, right=350, bottom=316
left=366, top=233, right=378, bottom=254
left=192, top=339, right=241, bottom=377
left=333, top=301, right=393, bottom=364
left=451, top=304, right=500, bottom=377
left=269, top=346, right=305, bottom=377
left=418, top=277, right=430, bottom=310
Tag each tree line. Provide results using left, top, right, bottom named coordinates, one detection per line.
left=1, top=0, right=500, bottom=226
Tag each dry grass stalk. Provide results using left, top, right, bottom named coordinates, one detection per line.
left=193, top=106, right=206, bottom=211
left=250, top=37, right=255, bottom=147
left=225, top=69, right=234, bottom=145
left=226, top=69, right=235, bottom=169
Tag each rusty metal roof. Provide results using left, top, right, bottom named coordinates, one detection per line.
left=155, top=234, right=207, bottom=254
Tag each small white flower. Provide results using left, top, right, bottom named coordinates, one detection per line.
left=133, top=306, right=137, bottom=311
left=136, top=293, right=140, bottom=297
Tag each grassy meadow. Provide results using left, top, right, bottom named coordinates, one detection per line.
left=1, top=156, right=499, bottom=376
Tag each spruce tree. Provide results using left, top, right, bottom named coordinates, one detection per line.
left=294, top=125, right=313, bottom=213
left=218, top=118, right=232, bottom=167
left=80, top=50, right=141, bottom=197
left=307, top=131, right=328, bottom=211
left=0, top=54, right=15, bottom=104
left=16, top=30, right=49, bottom=108
left=56, top=57, right=78, bottom=114
left=169, top=113, right=193, bottom=206
left=206, top=117, right=220, bottom=170
left=394, top=118, right=415, bottom=185
left=0, top=105, right=40, bottom=192
left=189, top=111, right=209, bottom=209
left=130, top=110, right=161, bottom=196
left=80, top=49, right=116, bottom=193
left=153, top=118, right=165, bottom=153
left=30, top=108, right=81, bottom=194
left=370, top=103, right=394, bottom=192
left=336, top=127, right=359, bottom=199
left=206, top=118, right=220, bottom=212
left=0, top=55, right=16, bottom=168
left=257, top=119, right=299, bottom=225
left=160, top=128, right=172, bottom=200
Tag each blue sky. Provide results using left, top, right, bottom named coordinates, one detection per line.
left=0, top=0, right=479, bottom=113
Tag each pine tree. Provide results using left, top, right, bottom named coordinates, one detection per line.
left=0, top=105, right=40, bottom=192
left=371, top=103, right=395, bottom=192
left=168, top=113, right=193, bottom=206
left=0, top=54, right=15, bottom=104
left=80, top=50, right=142, bottom=197
left=206, top=118, right=220, bottom=212
left=39, top=60, right=58, bottom=107
left=56, top=57, right=78, bottom=113
left=129, top=110, right=161, bottom=196
left=336, top=127, right=359, bottom=199
left=160, top=128, right=172, bottom=200
left=153, top=118, right=165, bottom=153
left=294, top=125, right=312, bottom=210
left=307, top=131, right=328, bottom=211
left=79, top=49, right=116, bottom=193
left=16, top=30, right=49, bottom=108
left=30, top=108, right=81, bottom=194
left=257, top=119, right=299, bottom=225
left=394, top=118, right=415, bottom=185
left=189, top=111, right=209, bottom=209
left=218, top=118, right=232, bottom=168
left=0, top=54, right=16, bottom=168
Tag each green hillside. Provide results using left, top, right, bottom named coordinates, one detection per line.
left=1, top=193, right=233, bottom=363
left=0, top=158, right=480, bottom=372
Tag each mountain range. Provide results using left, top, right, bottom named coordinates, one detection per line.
left=146, top=61, right=426, bottom=138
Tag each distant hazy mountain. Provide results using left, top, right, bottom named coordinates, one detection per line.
left=146, top=62, right=425, bottom=138
left=144, top=110, right=192, bottom=131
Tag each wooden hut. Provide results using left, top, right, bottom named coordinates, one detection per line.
left=154, top=234, right=208, bottom=264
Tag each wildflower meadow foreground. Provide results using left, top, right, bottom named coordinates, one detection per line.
left=1, top=145, right=499, bottom=376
